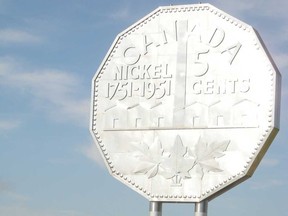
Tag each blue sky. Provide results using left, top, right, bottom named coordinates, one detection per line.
left=0, top=0, right=287, bottom=215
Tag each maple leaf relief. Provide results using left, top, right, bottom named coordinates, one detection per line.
left=131, top=135, right=230, bottom=185
left=190, top=137, right=230, bottom=179
left=161, top=135, right=195, bottom=185
left=132, top=136, right=169, bottom=179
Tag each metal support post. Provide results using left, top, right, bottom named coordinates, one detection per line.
left=149, top=201, right=162, bottom=216
left=195, top=200, right=208, bottom=216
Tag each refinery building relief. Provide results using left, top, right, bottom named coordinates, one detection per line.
left=104, top=98, right=259, bottom=130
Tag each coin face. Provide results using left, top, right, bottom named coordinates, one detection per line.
left=91, top=3, right=281, bottom=202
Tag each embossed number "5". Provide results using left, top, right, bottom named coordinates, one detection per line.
left=192, top=48, right=210, bottom=77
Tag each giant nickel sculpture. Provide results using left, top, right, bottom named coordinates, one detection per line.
left=90, top=2, right=281, bottom=209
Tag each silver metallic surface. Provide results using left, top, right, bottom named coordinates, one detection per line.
left=90, top=3, right=281, bottom=202
left=195, top=201, right=208, bottom=216
left=149, top=202, right=162, bottom=216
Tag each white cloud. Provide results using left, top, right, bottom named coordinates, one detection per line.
left=0, top=29, right=42, bottom=44
left=249, top=178, right=286, bottom=190
left=0, top=205, right=91, bottom=216
left=0, top=178, right=89, bottom=216
left=0, top=120, right=20, bottom=131
left=80, top=142, right=106, bottom=168
left=8, top=69, right=90, bottom=124
left=0, top=179, right=30, bottom=203
left=0, top=180, right=11, bottom=193
left=109, top=6, right=130, bottom=20
left=254, top=1, right=288, bottom=19
left=260, top=158, right=280, bottom=168
left=0, top=57, right=89, bottom=126
left=110, top=8, right=129, bottom=20
left=0, top=178, right=90, bottom=216
left=209, top=0, right=256, bottom=19
left=212, top=0, right=288, bottom=19
left=212, top=0, right=254, bottom=13
left=0, top=56, right=15, bottom=75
